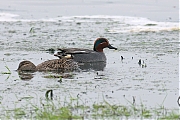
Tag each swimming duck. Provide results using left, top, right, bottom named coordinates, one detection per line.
left=54, top=38, right=117, bottom=62
left=17, top=58, right=78, bottom=71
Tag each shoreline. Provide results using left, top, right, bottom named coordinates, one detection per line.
left=0, top=0, right=178, bottom=22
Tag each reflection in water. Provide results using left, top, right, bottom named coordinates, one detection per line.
left=78, top=62, right=106, bottom=71
left=18, top=71, right=34, bottom=80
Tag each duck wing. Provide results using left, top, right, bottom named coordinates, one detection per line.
left=58, top=48, right=94, bottom=54
left=55, top=48, right=94, bottom=59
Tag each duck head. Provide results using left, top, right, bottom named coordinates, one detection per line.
left=17, top=60, right=36, bottom=71
left=93, top=38, right=117, bottom=52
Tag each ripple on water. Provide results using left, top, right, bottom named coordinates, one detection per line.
left=0, top=16, right=178, bottom=118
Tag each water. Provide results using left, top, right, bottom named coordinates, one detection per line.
left=0, top=0, right=179, bottom=118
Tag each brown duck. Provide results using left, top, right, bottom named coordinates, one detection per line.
left=17, top=58, right=78, bottom=71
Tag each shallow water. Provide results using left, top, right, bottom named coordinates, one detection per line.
left=0, top=12, right=179, bottom=118
left=0, top=0, right=178, bottom=22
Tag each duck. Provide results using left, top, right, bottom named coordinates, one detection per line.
left=54, top=38, right=117, bottom=63
left=17, top=58, right=78, bottom=71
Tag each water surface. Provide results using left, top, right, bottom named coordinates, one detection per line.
left=0, top=1, right=179, bottom=118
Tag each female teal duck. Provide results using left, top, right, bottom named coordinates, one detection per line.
left=17, top=58, right=78, bottom=71
left=54, top=38, right=117, bottom=62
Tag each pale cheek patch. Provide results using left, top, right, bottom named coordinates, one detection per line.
left=64, top=54, right=73, bottom=59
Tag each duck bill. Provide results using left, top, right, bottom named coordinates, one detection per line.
left=107, top=44, right=117, bottom=50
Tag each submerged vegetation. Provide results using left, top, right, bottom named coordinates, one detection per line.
left=1, top=65, right=11, bottom=74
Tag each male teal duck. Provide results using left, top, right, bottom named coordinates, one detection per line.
left=17, top=58, right=78, bottom=71
left=54, top=38, right=117, bottom=62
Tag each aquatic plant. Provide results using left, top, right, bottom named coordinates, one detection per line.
left=1, top=65, right=11, bottom=74
left=0, top=95, right=179, bottom=119
left=45, top=90, right=53, bottom=100
left=29, top=27, right=35, bottom=33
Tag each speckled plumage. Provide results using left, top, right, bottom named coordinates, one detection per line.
left=17, top=59, right=78, bottom=71
left=36, top=59, right=78, bottom=71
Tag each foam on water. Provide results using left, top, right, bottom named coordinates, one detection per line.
left=0, top=12, right=179, bottom=33
left=0, top=13, right=19, bottom=21
left=55, top=15, right=179, bottom=33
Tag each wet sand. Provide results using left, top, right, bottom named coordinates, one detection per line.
left=0, top=0, right=178, bottom=22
